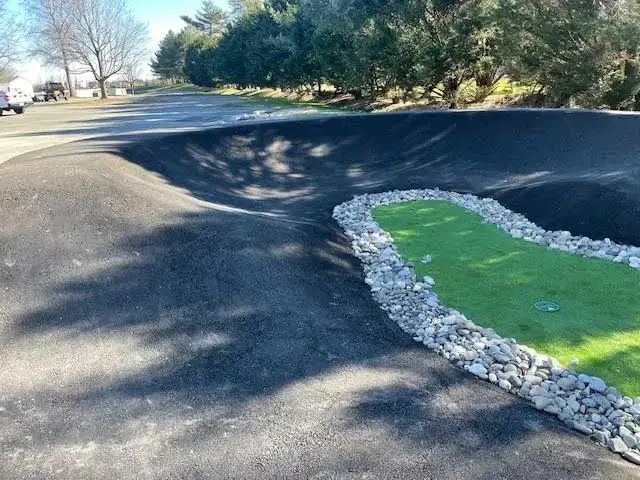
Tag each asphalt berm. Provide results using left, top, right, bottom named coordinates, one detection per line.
left=1, top=110, right=639, bottom=478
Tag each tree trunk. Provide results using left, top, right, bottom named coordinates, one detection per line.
left=317, top=79, right=322, bottom=95
left=63, top=60, right=75, bottom=98
left=368, top=66, right=376, bottom=100
left=99, top=80, right=108, bottom=99
left=443, top=75, right=461, bottom=109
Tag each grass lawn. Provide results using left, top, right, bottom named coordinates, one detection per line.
left=373, top=200, right=640, bottom=397
left=212, top=86, right=336, bottom=109
left=138, top=84, right=337, bottom=109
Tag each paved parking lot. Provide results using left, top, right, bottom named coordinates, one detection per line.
left=2, top=108, right=639, bottom=478
left=0, top=93, right=326, bottom=165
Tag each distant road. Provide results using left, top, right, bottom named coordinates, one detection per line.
left=0, top=92, right=331, bottom=165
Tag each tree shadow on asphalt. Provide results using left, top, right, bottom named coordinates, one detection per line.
left=5, top=205, right=575, bottom=475
left=3, top=110, right=640, bottom=476
left=116, top=111, right=640, bottom=243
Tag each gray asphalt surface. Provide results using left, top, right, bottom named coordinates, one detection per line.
left=1, top=99, right=640, bottom=479
left=0, top=92, right=329, bottom=165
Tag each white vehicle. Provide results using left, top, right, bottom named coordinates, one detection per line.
left=0, top=88, right=34, bottom=116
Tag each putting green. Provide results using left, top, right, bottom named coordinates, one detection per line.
left=373, top=200, right=640, bottom=397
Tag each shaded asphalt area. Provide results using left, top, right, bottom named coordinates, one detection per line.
left=1, top=109, right=639, bottom=478
left=0, top=93, right=332, bottom=165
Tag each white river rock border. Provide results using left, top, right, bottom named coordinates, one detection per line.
left=332, top=188, right=640, bottom=465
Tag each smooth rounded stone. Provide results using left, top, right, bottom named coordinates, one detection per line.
left=534, top=371, right=549, bottom=381
left=558, top=408, right=573, bottom=421
left=620, top=425, right=633, bottom=437
left=524, top=374, right=543, bottom=385
left=499, top=379, right=512, bottom=391
left=488, top=372, right=498, bottom=383
left=592, top=430, right=610, bottom=445
left=599, top=397, right=612, bottom=411
left=609, top=436, right=629, bottom=453
left=570, top=421, right=593, bottom=435
left=622, top=397, right=634, bottom=409
left=533, top=396, right=551, bottom=410
left=550, top=367, right=564, bottom=377
left=582, top=397, right=599, bottom=408
left=578, top=374, right=592, bottom=384
left=567, top=398, right=581, bottom=413
left=529, top=385, right=549, bottom=398
left=622, top=434, right=638, bottom=448
left=589, top=377, right=608, bottom=393
left=561, top=406, right=574, bottom=419
left=509, top=376, right=523, bottom=388
left=544, top=404, right=561, bottom=415
left=463, top=350, right=479, bottom=361
left=609, top=409, right=626, bottom=420
left=468, top=363, right=488, bottom=377
left=556, top=377, right=576, bottom=391
left=532, top=355, right=546, bottom=368
left=493, top=354, right=512, bottom=364
left=473, top=341, right=486, bottom=351
left=626, top=423, right=639, bottom=434
left=503, top=364, right=518, bottom=373
left=606, top=391, right=622, bottom=402
left=613, top=417, right=627, bottom=427
left=622, top=450, right=640, bottom=465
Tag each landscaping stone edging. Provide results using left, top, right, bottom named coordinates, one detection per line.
left=332, top=188, right=640, bottom=465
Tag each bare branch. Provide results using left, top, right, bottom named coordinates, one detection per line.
left=64, top=0, right=149, bottom=98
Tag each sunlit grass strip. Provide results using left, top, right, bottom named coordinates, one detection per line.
left=374, top=200, right=640, bottom=397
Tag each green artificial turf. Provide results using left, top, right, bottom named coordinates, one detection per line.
left=373, top=200, right=640, bottom=397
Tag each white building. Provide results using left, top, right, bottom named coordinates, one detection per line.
left=76, top=88, right=98, bottom=98
left=0, top=76, right=34, bottom=98
left=109, top=87, right=128, bottom=96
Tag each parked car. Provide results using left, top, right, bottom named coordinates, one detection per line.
left=0, top=88, right=34, bottom=115
left=32, top=91, right=47, bottom=102
left=43, top=82, right=67, bottom=101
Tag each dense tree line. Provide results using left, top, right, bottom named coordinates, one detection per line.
left=153, top=0, right=640, bottom=109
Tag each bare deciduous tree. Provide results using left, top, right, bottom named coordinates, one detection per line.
left=122, top=61, right=142, bottom=94
left=0, top=0, right=22, bottom=75
left=24, top=0, right=77, bottom=97
left=67, top=0, right=148, bottom=99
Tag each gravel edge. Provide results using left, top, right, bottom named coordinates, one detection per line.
left=332, top=188, right=640, bottom=465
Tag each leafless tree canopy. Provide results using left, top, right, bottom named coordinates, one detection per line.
left=24, top=0, right=77, bottom=94
left=67, top=0, right=148, bottom=98
left=122, top=61, right=142, bottom=93
left=0, top=0, right=22, bottom=74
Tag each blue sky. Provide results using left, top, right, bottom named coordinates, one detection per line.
left=130, top=0, right=229, bottom=53
left=8, top=0, right=230, bottom=80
